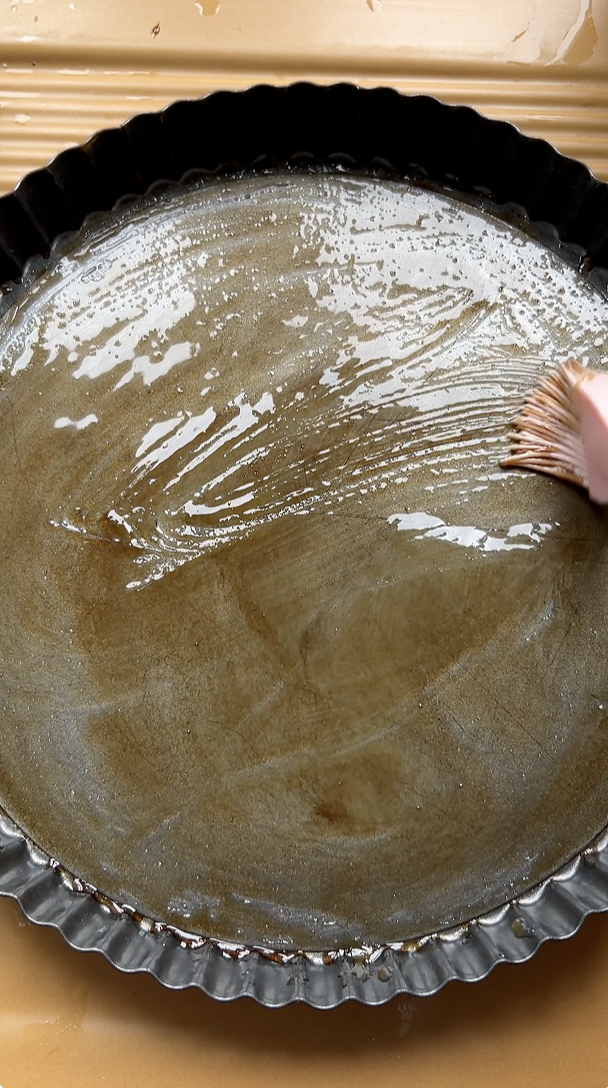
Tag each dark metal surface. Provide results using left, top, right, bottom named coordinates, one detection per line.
left=0, top=84, right=608, bottom=1005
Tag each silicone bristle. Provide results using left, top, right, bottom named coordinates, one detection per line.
left=501, top=359, right=590, bottom=489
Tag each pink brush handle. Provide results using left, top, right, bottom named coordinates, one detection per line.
left=579, top=373, right=608, bottom=504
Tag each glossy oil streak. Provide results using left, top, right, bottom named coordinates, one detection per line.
left=2, top=174, right=606, bottom=586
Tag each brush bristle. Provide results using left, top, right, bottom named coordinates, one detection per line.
left=501, top=359, right=591, bottom=488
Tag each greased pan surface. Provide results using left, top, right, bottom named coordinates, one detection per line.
left=1, top=85, right=608, bottom=1004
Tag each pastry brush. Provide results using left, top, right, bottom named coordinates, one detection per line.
left=502, top=358, right=608, bottom=504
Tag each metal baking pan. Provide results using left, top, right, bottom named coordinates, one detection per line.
left=0, top=83, right=608, bottom=1007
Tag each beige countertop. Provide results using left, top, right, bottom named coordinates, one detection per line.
left=1, top=0, right=607, bottom=189
left=1, top=2, right=608, bottom=1085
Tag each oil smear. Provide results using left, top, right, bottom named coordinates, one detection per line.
left=388, top=513, right=554, bottom=553
left=1, top=173, right=607, bottom=589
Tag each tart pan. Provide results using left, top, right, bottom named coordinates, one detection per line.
left=0, top=84, right=608, bottom=1007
